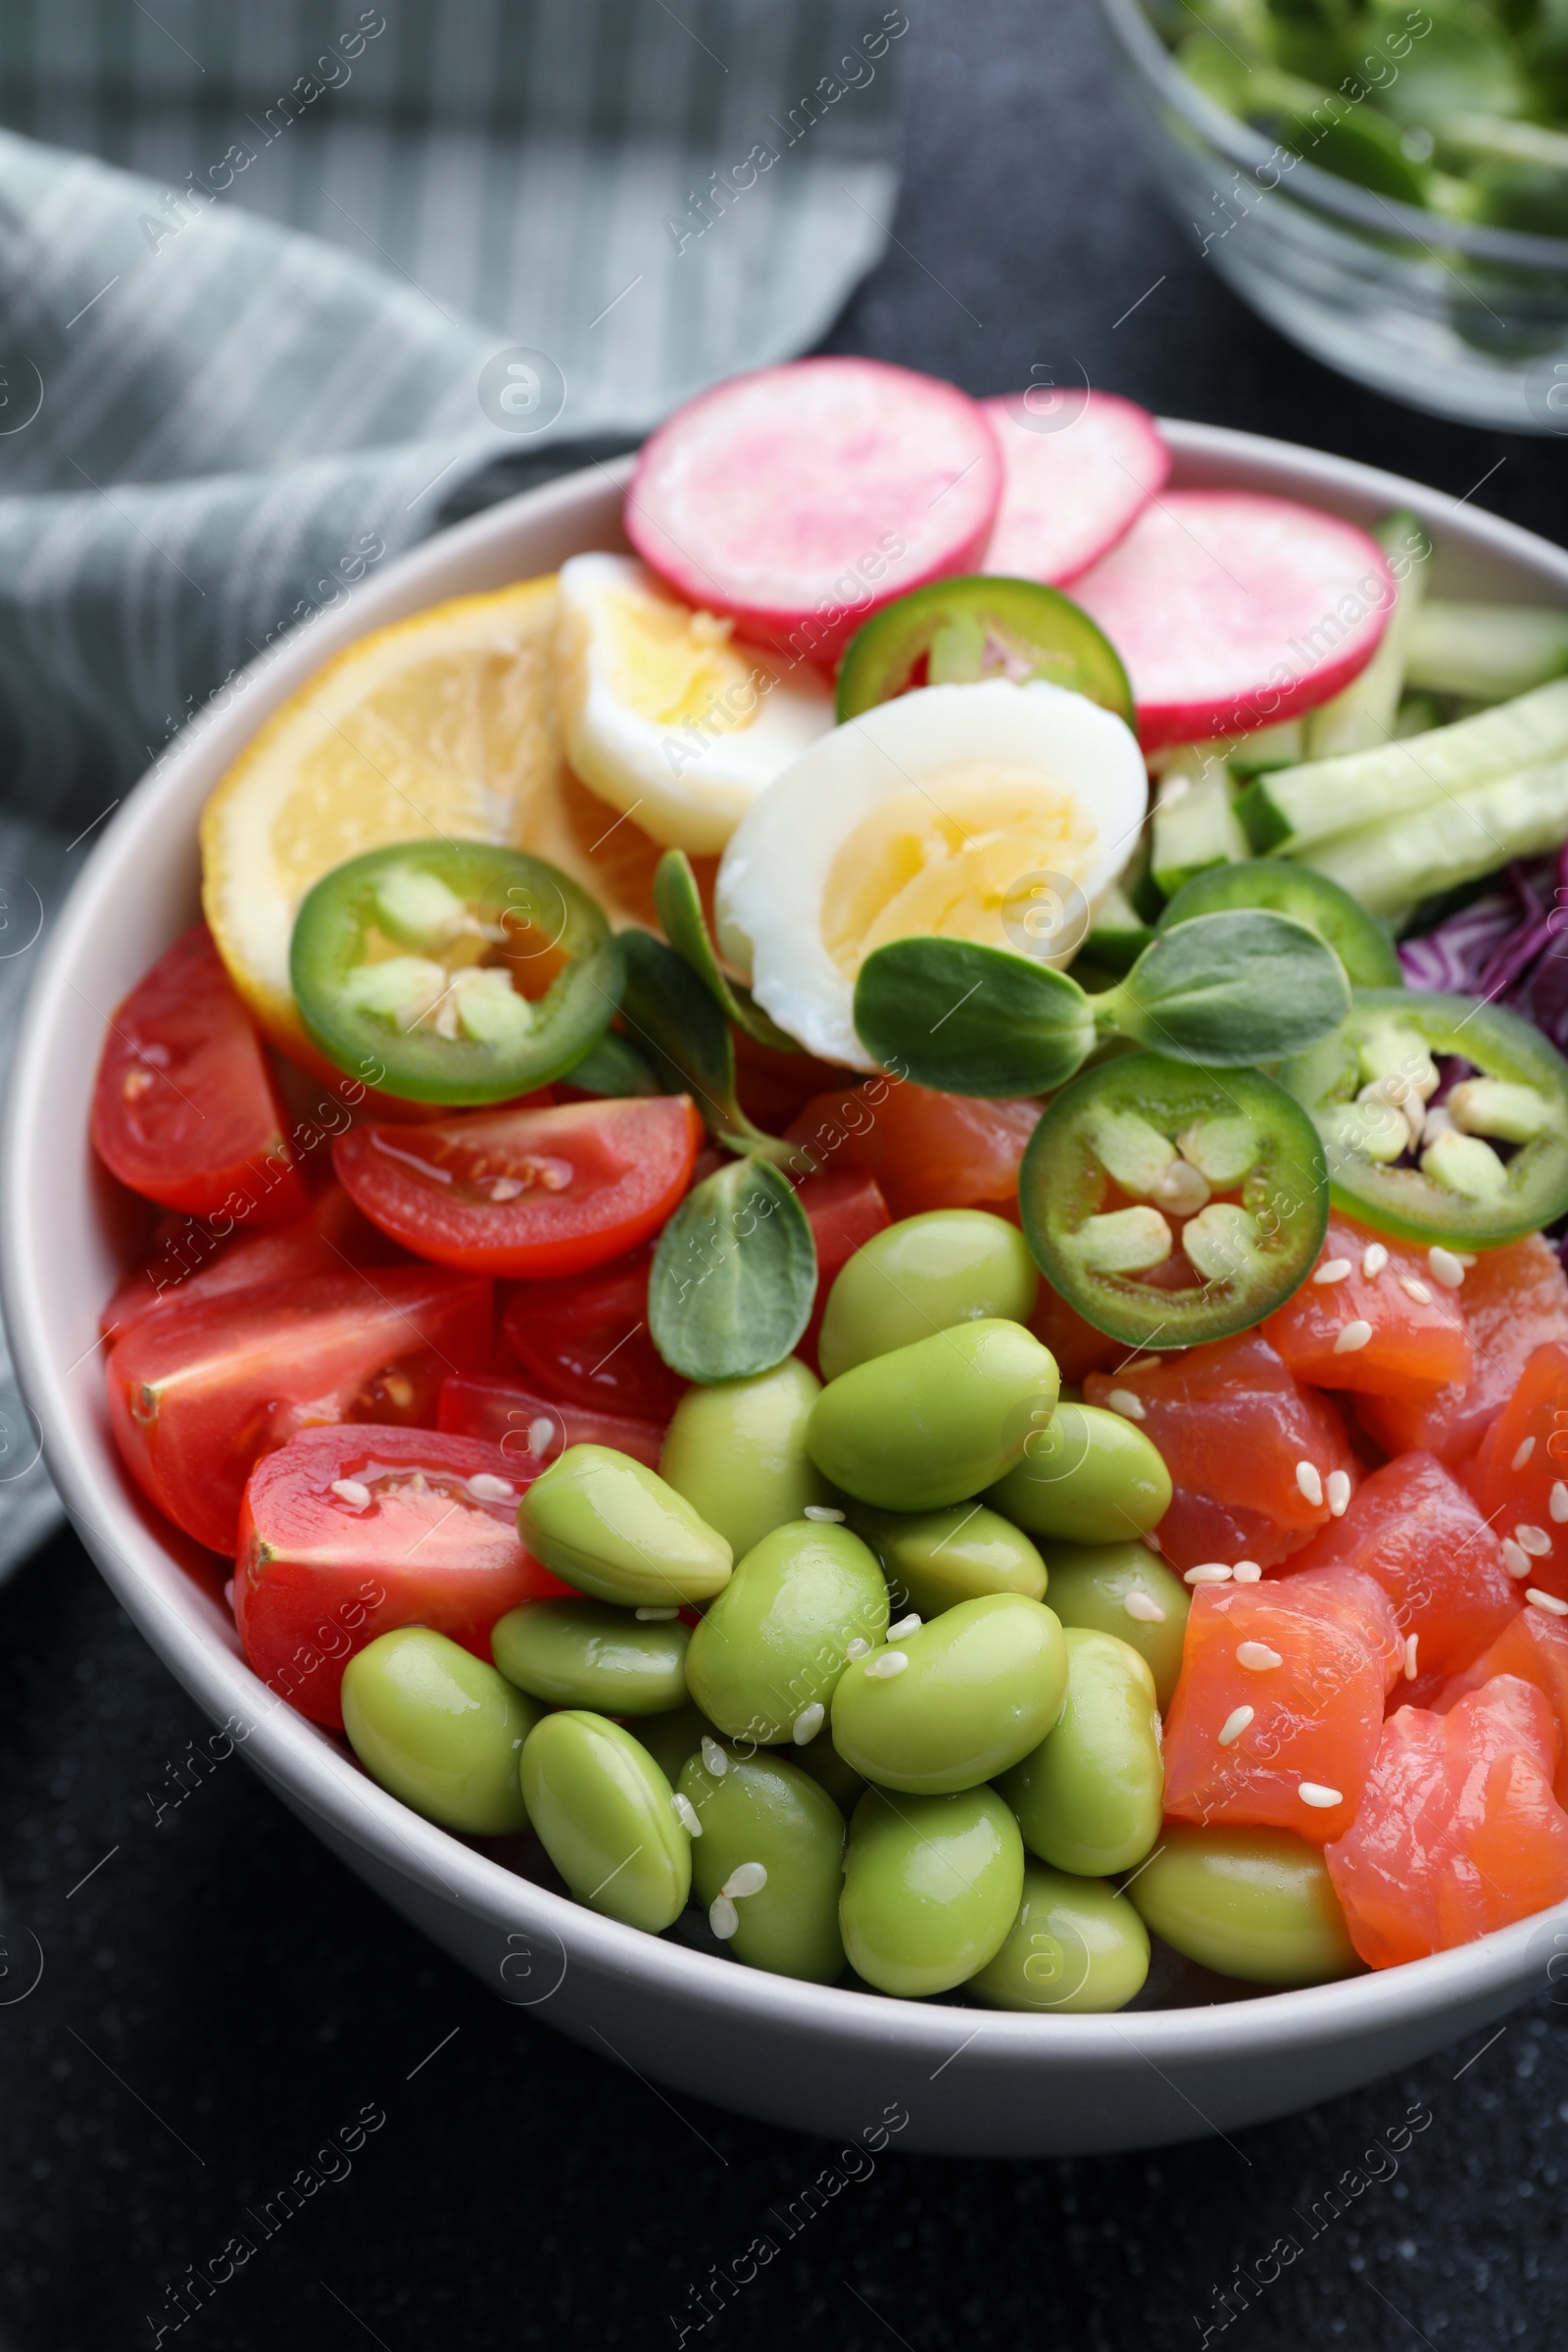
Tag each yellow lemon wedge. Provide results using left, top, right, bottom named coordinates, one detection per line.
left=201, top=577, right=703, bottom=1060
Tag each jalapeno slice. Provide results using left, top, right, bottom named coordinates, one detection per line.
left=1280, top=988, right=1568, bottom=1248
left=835, top=576, right=1135, bottom=728
left=1019, top=1054, right=1330, bottom=1348
left=290, top=842, right=620, bottom=1104
left=1156, top=860, right=1403, bottom=991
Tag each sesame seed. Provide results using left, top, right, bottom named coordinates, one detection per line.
left=329, top=1478, right=371, bottom=1509
left=804, top=1504, right=846, bottom=1522
left=1513, top=1437, right=1538, bottom=1472
left=709, top=1894, right=739, bottom=1940
left=1326, top=1469, right=1351, bottom=1518
left=1528, top=1589, right=1568, bottom=1617
left=1428, top=1246, right=1465, bottom=1290
left=1551, top=1482, right=1568, bottom=1525
left=845, top=1637, right=871, bottom=1662
left=887, top=1613, right=922, bottom=1640
left=863, top=1650, right=908, bottom=1679
left=1397, top=1277, right=1433, bottom=1306
left=1334, top=1319, right=1374, bottom=1354
left=1121, top=1353, right=1160, bottom=1373
left=467, top=1472, right=514, bottom=1501
left=1313, top=1258, right=1353, bottom=1286
left=1218, top=1704, right=1254, bottom=1745
left=636, top=1605, right=679, bottom=1621
left=672, top=1793, right=703, bottom=1837
left=527, top=1415, right=557, bottom=1456
left=1236, top=1642, right=1282, bottom=1672
left=1361, top=1244, right=1389, bottom=1279
left=701, top=1737, right=729, bottom=1776
left=1403, top=1633, right=1419, bottom=1680
left=792, top=1703, right=825, bottom=1745
left=1185, top=1564, right=1233, bottom=1585
left=1298, top=1783, right=1343, bottom=1808
left=1124, top=1591, right=1167, bottom=1624
left=720, top=1861, right=767, bottom=1899
left=1503, top=1538, right=1532, bottom=1580
left=1457, top=1252, right=1477, bottom=1267
left=1105, top=1388, right=1147, bottom=1422
left=1232, top=1560, right=1263, bottom=1583
left=1515, top=1524, right=1553, bottom=1557
left=1296, top=1460, right=1324, bottom=1507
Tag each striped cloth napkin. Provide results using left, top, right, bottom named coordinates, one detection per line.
left=0, top=0, right=906, bottom=1572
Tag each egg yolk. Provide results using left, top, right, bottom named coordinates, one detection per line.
left=820, top=767, right=1100, bottom=977
left=600, top=586, right=762, bottom=735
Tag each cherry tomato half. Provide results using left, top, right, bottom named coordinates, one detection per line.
left=101, top=1183, right=406, bottom=1346
left=437, top=1373, right=667, bottom=1469
left=501, top=1241, right=687, bottom=1420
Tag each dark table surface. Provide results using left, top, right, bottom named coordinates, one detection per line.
left=7, top=3, right=1568, bottom=2347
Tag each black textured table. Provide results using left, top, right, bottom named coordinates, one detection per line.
left=6, top=4, right=1568, bottom=2347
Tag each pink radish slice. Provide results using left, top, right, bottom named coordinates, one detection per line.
left=624, top=358, right=1003, bottom=668
left=981, top=390, right=1169, bottom=583
left=1069, top=490, right=1395, bottom=752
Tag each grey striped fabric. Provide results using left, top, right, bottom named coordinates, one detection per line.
left=0, top=0, right=906, bottom=1572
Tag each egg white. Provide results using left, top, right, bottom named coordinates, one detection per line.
left=715, top=678, right=1148, bottom=1069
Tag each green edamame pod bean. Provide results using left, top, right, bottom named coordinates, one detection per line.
left=1128, top=1823, right=1360, bottom=1986
left=808, top=1319, right=1059, bottom=1511
left=1041, top=1540, right=1190, bottom=1710
left=519, top=1444, right=732, bottom=1607
left=967, top=1863, right=1151, bottom=2013
left=636, top=1699, right=718, bottom=1788
left=519, top=1710, right=691, bottom=1932
left=818, top=1209, right=1040, bottom=1383
left=841, top=1785, right=1023, bottom=1997
left=341, top=1627, right=537, bottom=1836
left=659, top=1357, right=830, bottom=1559
left=997, top=1628, right=1163, bottom=1877
left=491, top=1598, right=690, bottom=1715
left=987, top=1402, right=1171, bottom=1543
left=794, top=1723, right=866, bottom=1816
left=677, top=1748, right=847, bottom=1983
left=685, top=1521, right=889, bottom=1744
left=851, top=1502, right=1047, bottom=1618
left=831, top=1593, right=1067, bottom=1795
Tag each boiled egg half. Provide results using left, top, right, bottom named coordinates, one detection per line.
left=554, top=553, right=835, bottom=856
left=715, top=678, right=1148, bottom=1069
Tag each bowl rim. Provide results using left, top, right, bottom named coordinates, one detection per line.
left=8, top=420, right=1568, bottom=2076
left=1097, top=0, right=1568, bottom=272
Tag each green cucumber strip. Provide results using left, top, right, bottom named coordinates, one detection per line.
left=1082, top=884, right=1152, bottom=975
left=652, top=850, right=801, bottom=1054
left=1151, top=759, right=1250, bottom=898
left=1227, top=717, right=1302, bottom=778
left=1301, top=511, right=1431, bottom=760
left=1404, top=603, right=1568, bottom=704
left=1301, top=752, right=1568, bottom=921
left=649, top=1155, right=817, bottom=1382
left=1237, top=675, right=1568, bottom=854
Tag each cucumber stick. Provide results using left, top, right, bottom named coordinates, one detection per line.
left=1083, top=884, right=1152, bottom=974
left=1301, top=753, right=1568, bottom=919
left=1301, top=510, right=1430, bottom=760
left=1228, top=718, right=1302, bottom=778
left=1151, top=754, right=1250, bottom=897
left=1238, top=675, right=1568, bottom=853
left=1405, top=602, right=1568, bottom=703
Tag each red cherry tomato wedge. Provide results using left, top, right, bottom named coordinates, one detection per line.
left=1357, top=1235, right=1568, bottom=1468
left=90, top=924, right=308, bottom=1225
left=106, top=1267, right=492, bottom=1554
left=333, top=1095, right=703, bottom=1279
left=1473, top=1341, right=1568, bottom=1603
left=1263, top=1212, right=1471, bottom=1403
left=101, top=1184, right=406, bottom=1345
left=1325, top=1675, right=1568, bottom=1967
left=794, top=1167, right=891, bottom=1373
left=437, top=1373, right=667, bottom=1470
left=502, top=1242, right=688, bottom=1421
left=785, top=1080, right=1040, bottom=1219
left=235, top=1425, right=569, bottom=1728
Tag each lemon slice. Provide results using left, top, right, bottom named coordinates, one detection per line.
left=201, top=577, right=701, bottom=1059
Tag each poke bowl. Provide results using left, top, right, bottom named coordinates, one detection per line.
left=8, top=369, right=1568, bottom=2158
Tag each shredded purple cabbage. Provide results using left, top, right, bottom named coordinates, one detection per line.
left=1397, top=839, right=1568, bottom=1059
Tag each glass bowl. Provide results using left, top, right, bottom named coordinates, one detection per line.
left=1098, top=0, right=1568, bottom=433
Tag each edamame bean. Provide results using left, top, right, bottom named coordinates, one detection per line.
left=519, top=1710, right=691, bottom=1932
left=519, top=1444, right=732, bottom=1607
left=831, top=1593, right=1068, bottom=1795
left=808, top=1320, right=1059, bottom=1511
left=794, top=1723, right=866, bottom=1816
left=1041, top=1541, right=1190, bottom=1710
left=685, top=1521, right=889, bottom=1744
left=1127, top=1823, right=1361, bottom=1985
left=817, top=1210, right=1040, bottom=1383
left=851, top=1502, right=1047, bottom=1618
left=341, top=1628, right=536, bottom=1836
left=636, top=1699, right=719, bottom=1787
left=677, top=1748, right=847, bottom=1983
left=987, top=1402, right=1170, bottom=1543
left=967, top=1863, right=1151, bottom=2013
left=840, top=1785, right=1023, bottom=1997
left=659, top=1357, right=830, bottom=1558
left=492, top=1598, right=691, bottom=1715
left=997, top=1628, right=1163, bottom=1877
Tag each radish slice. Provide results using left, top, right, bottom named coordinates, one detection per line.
left=981, top=390, right=1169, bottom=583
left=624, top=358, right=1003, bottom=668
left=1069, top=491, right=1395, bottom=752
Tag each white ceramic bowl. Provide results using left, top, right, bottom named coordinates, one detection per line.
left=8, top=428, right=1568, bottom=2159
